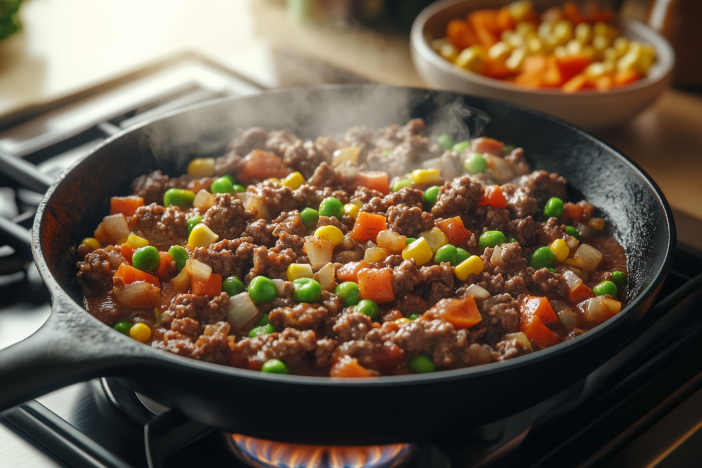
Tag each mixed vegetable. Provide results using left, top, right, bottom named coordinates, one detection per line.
left=430, top=0, right=656, bottom=92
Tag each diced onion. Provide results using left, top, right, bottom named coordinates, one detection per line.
left=571, top=244, right=603, bottom=273
left=565, top=235, right=580, bottom=250
left=580, top=297, right=621, bottom=323
left=304, top=236, right=334, bottom=270
left=491, top=244, right=503, bottom=265
left=235, top=192, right=250, bottom=203
left=227, top=292, right=259, bottom=328
left=485, top=154, right=514, bottom=182
left=577, top=222, right=596, bottom=239
left=551, top=300, right=579, bottom=329
left=271, top=279, right=288, bottom=296
left=376, top=230, right=407, bottom=253
left=561, top=270, right=582, bottom=291
left=193, top=189, right=215, bottom=210
left=113, top=281, right=161, bottom=307
left=315, top=263, right=337, bottom=291
left=185, top=258, right=212, bottom=281
left=337, top=250, right=361, bottom=263
left=171, top=268, right=191, bottom=292
left=502, top=332, right=533, bottom=352
left=421, top=158, right=440, bottom=169
left=336, top=164, right=359, bottom=180
left=244, top=195, right=270, bottom=221
left=102, top=214, right=130, bottom=244
left=332, top=146, right=360, bottom=167
left=463, top=284, right=491, bottom=300
left=364, top=247, right=389, bottom=262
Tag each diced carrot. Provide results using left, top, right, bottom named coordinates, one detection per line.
left=495, top=6, right=515, bottom=33
left=446, top=19, right=478, bottom=50
left=563, top=1, right=586, bottom=24
left=121, top=243, right=134, bottom=264
left=483, top=56, right=514, bottom=79
left=358, top=268, right=395, bottom=304
left=615, top=69, right=640, bottom=86
left=154, top=252, right=175, bottom=279
left=542, top=56, right=565, bottom=87
left=468, top=9, right=500, bottom=48
left=330, top=356, right=373, bottom=378
left=238, top=149, right=289, bottom=183
left=373, top=343, right=406, bottom=373
left=564, top=201, right=595, bottom=222
left=521, top=315, right=560, bottom=349
left=355, top=171, right=389, bottom=195
left=594, top=73, right=615, bottom=91
left=350, top=212, right=387, bottom=242
left=514, top=72, right=543, bottom=88
left=114, top=264, right=160, bottom=287
left=569, top=283, right=594, bottom=303
left=436, top=216, right=471, bottom=246
left=424, top=297, right=482, bottom=330
left=192, top=273, right=222, bottom=298
left=520, top=295, right=559, bottom=326
left=556, top=55, right=591, bottom=82
left=110, top=196, right=144, bottom=217
left=336, top=261, right=368, bottom=283
left=471, top=137, right=504, bottom=156
left=562, top=74, right=590, bottom=93
left=523, top=55, right=547, bottom=75
left=477, top=185, right=508, bottom=209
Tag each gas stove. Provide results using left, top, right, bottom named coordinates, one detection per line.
left=1, top=54, right=702, bottom=468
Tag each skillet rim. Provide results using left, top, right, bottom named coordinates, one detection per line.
left=32, top=83, right=676, bottom=387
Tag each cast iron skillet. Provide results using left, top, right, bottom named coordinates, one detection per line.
left=0, top=85, right=675, bottom=444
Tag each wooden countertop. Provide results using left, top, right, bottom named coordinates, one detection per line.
left=1, top=0, right=700, bottom=243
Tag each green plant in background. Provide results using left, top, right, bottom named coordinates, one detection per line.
left=0, top=0, right=23, bottom=41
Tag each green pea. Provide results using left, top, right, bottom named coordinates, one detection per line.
left=611, top=271, right=627, bottom=287
left=451, top=141, right=471, bottom=153
left=406, top=237, right=417, bottom=245
left=221, top=174, right=235, bottom=184
left=293, top=277, right=322, bottom=303
left=261, top=359, right=289, bottom=374
left=593, top=281, right=618, bottom=297
left=319, top=197, right=344, bottom=220
left=407, top=313, right=420, bottom=321
left=410, top=355, right=435, bottom=373
left=503, top=145, right=515, bottom=154
left=335, top=282, right=360, bottom=307
left=300, top=207, right=319, bottom=229
left=392, top=179, right=413, bottom=192
left=132, top=246, right=160, bottom=272
left=168, top=246, right=188, bottom=272
left=423, top=186, right=440, bottom=206
left=114, top=321, right=132, bottom=335
left=259, top=313, right=270, bottom=326
left=464, top=153, right=487, bottom=174
left=547, top=268, right=557, bottom=274
left=544, top=197, right=564, bottom=218
left=233, top=184, right=246, bottom=193
left=186, top=215, right=202, bottom=235
left=248, top=276, right=277, bottom=303
left=437, top=134, right=454, bottom=149
left=211, top=177, right=235, bottom=195
left=163, top=188, right=195, bottom=209
left=479, top=231, right=506, bottom=249
left=435, top=244, right=458, bottom=265
left=510, top=238, right=517, bottom=243
left=530, top=246, right=557, bottom=270
left=223, top=276, right=245, bottom=296
left=456, top=248, right=470, bottom=264
left=356, top=299, right=379, bottom=319
left=249, top=324, right=275, bottom=337
left=566, top=225, right=581, bottom=240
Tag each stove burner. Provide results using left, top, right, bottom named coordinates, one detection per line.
left=227, top=434, right=415, bottom=468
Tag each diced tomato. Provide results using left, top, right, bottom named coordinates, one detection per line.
left=594, top=73, right=615, bottom=91
left=373, top=343, right=406, bottom=373
left=468, top=9, right=500, bottom=48
left=542, top=55, right=565, bottom=87
left=192, top=273, right=222, bottom=298
left=471, top=137, right=504, bottom=156
left=354, top=171, right=389, bottom=195
left=477, top=185, right=508, bottom=209
left=114, top=264, right=160, bottom=287
left=336, top=261, right=368, bottom=283
left=110, top=196, right=144, bottom=217
left=350, top=212, right=387, bottom=242
left=495, top=6, right=515, bottom=32
left=446, top=19, right=478, bottom=50
left=521, top=315, right=560, bottom=349
left=556, top=55, right=591, bottom=82
left=520, top=295, right=559, bottom=326
left=569, top=283, right=594, bottom=303
left=563, top=201, right=594, bottom=222
left=436, top=217, right=471, bottom=246
left=238, top=149, right=289, bottom=183
left=330, top=356, right=373, bottom=378
left=358, top=268, right=395, bottom=304
left=562, top=1, right=586, bottom=24
left=483, top=57, right=513, bottom=79
left=120, top=243, right=134, bottom=264
left=615, top=69, right=640, bottom=86
left=424, top=297, right=482, bottom=330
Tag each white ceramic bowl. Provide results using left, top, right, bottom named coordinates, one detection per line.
left=410, top=0, right=675, bottom=131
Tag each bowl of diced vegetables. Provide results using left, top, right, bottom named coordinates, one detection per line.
left=410, top=0, right=674, bottom=131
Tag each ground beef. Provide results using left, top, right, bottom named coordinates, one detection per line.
left=474, top=294, right=520, bottom=345
left=246, top=245, right=297, bottom=283
left=306, top=161, right=339, bottom=189
left=472, top=205, right=511, bottom=233
left=521, top=170, right=567, bottom=203
left=243, top=219, right=276, bottom=247
left=214, top=151, right=242, bottom=177
left=192, top=237, right=255, bottom=278
left=353, top=186, right=384, bottom=203
left=386, top=188, right=425, bottom=209
left=227, top=127, right=268, bottom=156
left=392, top=260, right=423, bottom=296
left=317, top=215, right=348, bottom=234
left=315, top=338, right=337, bottom=367
left=531, top=268, right=568, bottom=298
left=76, top=246, right=124, bottom=291
left=432, top=176, right=484, bottom=218
left=229, top=328, right=318, bottom=368
left=258, top=281, right=295, bottom=314
left=266, top=130, right=302, bottom=158
left=161, top=293, right=230, bottom=330
left=248, top=181, right=296, bottom=219
left=508, top=216, right=542, bottom=246
left=271, top=211, right=306, bottom=237
left=202, top=194, right=253, bottom=240
left=284, top=141, right=331, bottom=180
left=319, top=290, right=344, bottom=316
left=292, top=184, right=348, bottom=211
left=419, top=264, right=455, bottom=306
left=472, top=244, right=531, bottom=296
left=269, top=303, right=332, bottom=334
left=391, top=292, right=428, bottom=314
left=155, top=327, right=230, bottom=365
left=171, top=317, right=200, bottom=341
left=502, top=184, right=538, bottom=219
left=129, top=203, right=188, bottom=248
left=504, top=147, right=530, bottom=176
left=494, top=338, right=531, bottom=360
left=333, top=312, right=373, bottom=341
left=275, top=232, right=306, bottom=258
left=540, top=217, right=564, bottom=244
left=131, top=170, right=191, bottom=205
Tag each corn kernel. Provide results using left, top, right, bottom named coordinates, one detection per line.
left=455, top=45, right=485, bottom=73
left=516, top=22, right=536, bottom=37
left=116, top=236, right=129, bottom=245
left=527, top=37, right=544, bottom=54
left=506, top=47, right=527, bottom=70
left=411, top=169, right=441, bottom=185
left=332, top=147, right=361, bottom=167
left=637, top=44, right=656, bottom=74
left=126, top=233, right=149, bottom=248
left=130, top=323, right=152, bottom=343
left=440, top=43, right=459, bottom=62
left=550, top=239, right=570, bottom=262
left=603, top=47, right=618, bottom=62
left=402, top=238, right=433, bottom=266
left=585, top=62, right=607, bottom=79
left=582, top=45, right=596, bottom=60
left=395, top=318, right=412, bottom=325
left=455, top=255, right=484, bottom=281
left=566, top=39, right=582, bottom=56
left=507, top=33, right=525, bottom=48
left=281, top=171, right=305, bottom=190
left=344, top=203, right=360, bottom=219
left=488, top=41, right=512, bottom=60
left=575, top=23, right=592, bottom=44
left=593, top=35, right=611, bottom=52
left=553, top=20, right=573, bottom=43
left=419, top=227, right=448, bottom=253
left=188, top=223, right=219, bottom=248
left=315, top=225, right=345, bottom=246
left=287, top=263, right=314, bottom=281
left=613, top=37, right=629, bottom=56
left=538, top=22, right=552, bottom=40
left=187, top=158, right=215, bottom=177
left=81, top=237, right=101, bottom=250
left=617, top=53, right=638, bottom=72
left=509, top=1, right=532, bottom=22
left=587, top=217, right=605, bottom=230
